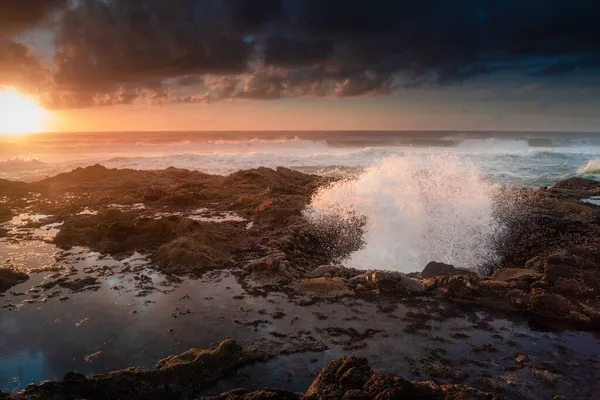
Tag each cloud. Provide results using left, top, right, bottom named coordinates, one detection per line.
left=0, top=0, right=67, bottom=36
left=1, top=0, right=599, bottom=107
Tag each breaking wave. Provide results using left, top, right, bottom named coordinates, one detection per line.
left=305, top=155, right=503, bottom=273
left=578, top=159, right=600, bottom=175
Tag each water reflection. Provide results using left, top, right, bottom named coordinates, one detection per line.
left=1, top=231, right=600, bottom=399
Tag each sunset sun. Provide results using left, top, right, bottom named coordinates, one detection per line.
left=0, top=88, right=46, bottom=135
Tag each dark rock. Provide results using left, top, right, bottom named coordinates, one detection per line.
left=0, top=204, right=13, bottom=223
left=544, top=251, right=600, bottom=283
left=306, top=356, right=373, bottom=399
left=349, top=271, right=425, bottom=294
left=552, top=178, right=600, bottom=191
left=297, top=277, right=352, bottom=298
left=422, top=262, right=458, bottom=278
left=6, top=343, right=500, bottom=400
left=307, top=265, right=361, bottom=280
left=0, top=268, right=29, bottom=294
left=492, top=268, right=542, bottom=283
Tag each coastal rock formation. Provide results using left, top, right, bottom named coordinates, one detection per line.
left=3, top=167, right=600, bottom=329
left=495, top=178, right=600, bottom=270
left=2, top=341, right=498, bottom=400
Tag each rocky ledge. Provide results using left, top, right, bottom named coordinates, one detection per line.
left=1, top=167, right=600, bottom=328
left=1, top=339, right=498, bottom=400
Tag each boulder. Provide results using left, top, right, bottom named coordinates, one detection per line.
left=307, top=265, right=361, bottom=280
left=361, top=271, right=425, bottom=294
left=492, top=268, right=542, bottom=283
left=243, top=252, right=296, bottom=285
left=529, top=290, right=574, bottom=317
left=422, top=262, right=458, bottom=278
left=443, top=275, right=481, bottom=298
left=544, top=251, right=600, bottom=283
left=306, top=356, right=373, bottom=399
left=296, top=277, right=353, bottom=298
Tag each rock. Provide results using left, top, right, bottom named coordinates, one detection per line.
left=370, top=271, right=425, bottom=294
left=442, top=275, right=481, bottom=298
left=206, top=388, right=300, bottom=400
left=296, top=277, right=352, bottom=298
left=552, top=177, right=600, bottom=191
left=530, top=290, right=574, bottom=317
left=495, top=179, right=600, bottom=271
left=60, top=277, right=99, bottom=292
left=525, top=256, right=545, bottom=273
left=479, top=280, right=511, bottom=298
left=242, top=252, right=297, bottom=285
left=544, top=251, right=600, bottom=284
left=307, top=265, right=361, bottom=280
left=6, top=345, right=500, bottom=400
left=0, top=268, right=29, bottom=294
left=492, top=268, right=542, bottom=283
left=306, top=356, right=373, bottom=399
left=422, top=262, right=458, bottom=278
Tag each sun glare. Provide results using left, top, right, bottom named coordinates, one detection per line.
left=0, top=88, right=47, bottom=135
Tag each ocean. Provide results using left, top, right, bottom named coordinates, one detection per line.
left=1, top=130, right=600, bottom=187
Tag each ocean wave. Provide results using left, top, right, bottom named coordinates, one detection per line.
left=578, top=159, right=600, bottom=175
left=305, top=154, right=503, bottom=272
left=455, top=138, right=532, bottom=153
left=0, top=155, right=46, bottom=172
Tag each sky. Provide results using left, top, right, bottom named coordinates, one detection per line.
left=1, top=0, right=600, bottom=132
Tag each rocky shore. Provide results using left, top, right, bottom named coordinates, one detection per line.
left=2, top=166, right=600, bottom=327
left=1, top=166, right=600, bottom=399
left=1, top=339, right=499, bottom=400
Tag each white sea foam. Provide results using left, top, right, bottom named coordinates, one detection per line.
left=305, top=155, right=502, bottom=272
left=578, top=159, right=600, bottom=175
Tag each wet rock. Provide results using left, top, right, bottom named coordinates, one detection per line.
left=0, top=344, right=501, bottom=400
left=349, top=271, right=425, bottom=295
left=297, top=277, right=353, bottom=298
left=492, top=268, right=542, bottom=284
left=543, top=251, right=600, bottom=286
left=307, top=265, right=361, bottom=280
left=243, top=252, right=297, bottom=285
left=529, top=290, right=574, bottom=317
left=531, top=367, right=563, bottom=384
left=60, top=277, right=99, bottom=292
left=440, top=275, right=481, bottom=299
left=306, top=356, right=373, bottom=399
left=204, top=388, right=300, bottom=400
left=479, top=280, right=511, bottom=297
left=552, top=177, right=600, bottom=191
left=0, top=268, right=29, bottom=294
left=495, top=180, right=600, bottom=271
left=422, top=262, right=458, bottom=278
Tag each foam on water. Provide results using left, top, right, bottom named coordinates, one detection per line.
left=578, top=159, right=600, bottom=175
left=305, top=155, right=502, bottom=272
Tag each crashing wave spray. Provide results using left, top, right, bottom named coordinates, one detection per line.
left=578, top=159, right=600, bottom=175
left=304, top=155, right=503, bottom=272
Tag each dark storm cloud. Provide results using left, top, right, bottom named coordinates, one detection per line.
left=1, top=0, right=599, bottom=107
left=0, top=1, right=67, bottom=90
left=0, top=0, right=67, bottom=36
